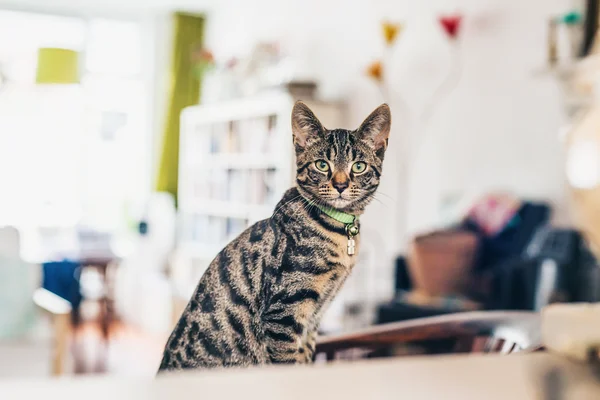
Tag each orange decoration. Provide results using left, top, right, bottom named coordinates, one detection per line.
left=381, top=21, right=403, bottom=46
left=366, top=61, right=384, bottom=82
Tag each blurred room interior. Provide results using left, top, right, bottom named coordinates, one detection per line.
left=2, top=0, right=600, bottom=397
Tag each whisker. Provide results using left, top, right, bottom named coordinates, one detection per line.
left=375, top=191, right=395, bottom=202
left=271, top=194, right=303, bottom=219
left=364, top=193, right=388, bottom=208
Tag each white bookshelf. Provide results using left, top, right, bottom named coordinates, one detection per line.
left=174, top=91, right=344, bottom=298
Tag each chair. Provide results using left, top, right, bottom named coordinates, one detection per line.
left=315, top=311, right=541, bottom=362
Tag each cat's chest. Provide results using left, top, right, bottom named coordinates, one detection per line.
left=293, top=220, right=361, bottom=272
left=330, top=232, right=360, bottom=269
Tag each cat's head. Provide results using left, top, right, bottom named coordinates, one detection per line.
left=292, top=101, right=391, bottom=214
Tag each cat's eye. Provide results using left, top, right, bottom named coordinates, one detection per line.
left=315, top=160, right=330, bottom=172
left=352, top=162, right=367, bottom=174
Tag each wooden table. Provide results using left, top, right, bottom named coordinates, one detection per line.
left=0, top=353, right=599, bottom=399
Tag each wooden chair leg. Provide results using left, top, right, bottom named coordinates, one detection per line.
left=52, top=313, right=70, bottom=376
left=33, top=288, right=72, bottom=377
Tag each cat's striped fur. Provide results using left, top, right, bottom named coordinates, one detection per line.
left=158, top=102, right=391, bottom=371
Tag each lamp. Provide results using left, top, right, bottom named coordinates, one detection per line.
left=35, top=48, right=80, bottom=84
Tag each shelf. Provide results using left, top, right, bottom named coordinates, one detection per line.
left=181, top=91, right=295, bottom=125
left=180, top=199, right=274, bottom=219
left=177, top=93, right=343, bottom=273
left=188, top=154, right=281, bottom=169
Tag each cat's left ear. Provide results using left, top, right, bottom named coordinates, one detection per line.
left=292, top=101, right=325, bottom=149
left=357, top=104, right=391, bottom=153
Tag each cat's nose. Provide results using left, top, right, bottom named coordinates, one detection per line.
left=333, top=180, right=349, bottom=193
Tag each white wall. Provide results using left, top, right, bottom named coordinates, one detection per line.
left=204, top=0, right=573, bottom=298
left=0, top=0, right=574, bottom=299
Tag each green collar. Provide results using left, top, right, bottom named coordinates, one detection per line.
left=307, top=200, right=357, bottom=225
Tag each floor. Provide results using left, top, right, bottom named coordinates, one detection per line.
left=0, top=320, right=168, bottom=379
left=72, top=322, right=168, bottom=376
left=0, top=341, right=52, bottom=378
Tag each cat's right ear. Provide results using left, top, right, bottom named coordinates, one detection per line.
left=357, top=104, right=391, bottom=152
left=292, top=101, right=325, bottom=149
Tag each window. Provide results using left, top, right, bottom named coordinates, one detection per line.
left=0, top=10, right=149, bottom=260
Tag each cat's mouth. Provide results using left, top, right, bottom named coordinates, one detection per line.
left=328, top=196, right=354, bottom=210
left=313, top=189, right=359, bottom=210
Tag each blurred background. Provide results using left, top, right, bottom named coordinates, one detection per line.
left=0, top=0, right=599, bottom=381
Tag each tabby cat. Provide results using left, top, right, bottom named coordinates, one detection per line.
left=158, top=101, right=391, bottom=371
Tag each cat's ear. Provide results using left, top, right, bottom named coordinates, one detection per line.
left=357, top=104, right=391, bottom=152
left=292, top=101, right=325, bottom=149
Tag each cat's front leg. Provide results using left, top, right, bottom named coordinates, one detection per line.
left=303, top=328, right=318, bottom=362
left=263, top=322, right=308, bottom=364
left=263, top=297, right=318, bottom=364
